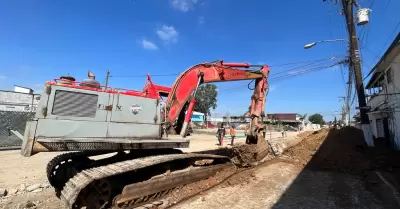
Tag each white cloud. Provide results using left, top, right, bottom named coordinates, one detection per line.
left=141, top=39, right=159, bottom=50
left=171, top=0, right=198, bottom=12
left=156, top=25, right=179, bottom=43
left=0, top=75, right=7, bottom=80
left=198, top=16, right=205, bottom=24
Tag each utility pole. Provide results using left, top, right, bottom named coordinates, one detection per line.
left=338, top=96, right=348, bottom=126
left=341, top=0, right=373, bottom=146
left=105, top=70, right=110, bottom=90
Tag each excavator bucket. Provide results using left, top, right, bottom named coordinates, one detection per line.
left=231, top=132, right=270, bottom=167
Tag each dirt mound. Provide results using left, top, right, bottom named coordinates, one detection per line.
left=283, top=127, right=400, bottom=175
left=231, top=139, right=270, bottom=166
left=296, top=131, right=314, bottom=139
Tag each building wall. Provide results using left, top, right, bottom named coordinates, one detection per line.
left=388, top=54, right=400, bottom=149
left=191, top=114, right=204, bottom=122
left=14, top=86, right=33, bottom=94
left=0, top=91, right=40, bottom=112
left=187, top=111, right=205, bottom=122
left=367, top=53, right=400, bottom=149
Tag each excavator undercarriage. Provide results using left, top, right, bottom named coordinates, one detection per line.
left=52, top=151, right=231, bottom=209
left=20, top=60, right=270, bottom=209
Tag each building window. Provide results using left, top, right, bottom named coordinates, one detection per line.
left=386, top=68, right=393, bottom=84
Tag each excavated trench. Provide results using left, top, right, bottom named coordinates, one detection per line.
left=141, top=127, right=400, bottom=209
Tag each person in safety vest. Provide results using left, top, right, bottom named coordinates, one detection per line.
left=230, top=125, right=236, bottom=146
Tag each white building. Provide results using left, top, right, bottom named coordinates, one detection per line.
left=365, top=32, right=400, bottom=149
left=0, top=85, right=40, bottom=112
left=14, top=85, right=34, bottom=94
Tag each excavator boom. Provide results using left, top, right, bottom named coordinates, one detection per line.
left=165, top=60, right=270, bottom=143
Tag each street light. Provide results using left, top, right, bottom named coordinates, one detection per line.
left=304, top=38, right=349, bottom=49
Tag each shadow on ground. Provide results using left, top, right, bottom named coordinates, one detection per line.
left=272, top=127, right=400, bottom=209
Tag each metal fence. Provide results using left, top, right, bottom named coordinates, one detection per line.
left=0, top=110, right=35, bottom=147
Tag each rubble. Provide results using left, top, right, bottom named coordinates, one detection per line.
left=0, top=189, right=7, bottom=198
left=25, top=184, right=41, bottom=192
left=40, top=182, right=50, bottom=189
left=32, top=188, right=42, bottom=193
left=20, top=200, right=37, bottom=209
left=8, top=189, right=18, bottom=195
left=19, top=184, right=27, bottom=192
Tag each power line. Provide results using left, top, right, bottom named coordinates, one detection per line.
left=270, top=61, right=344, bottom=81
left=374, top=19, right=400, bottom=62
left=218, top=61, right=345, bottom=93
left=268, top=57, right=340, bottom=67
left=383, top=0, right=391, bottom=15
left=269, top=56, right=343, bottom=76
left=108, top=56, right=345, bottom=78
left=110, top=73, right=180, bottom=78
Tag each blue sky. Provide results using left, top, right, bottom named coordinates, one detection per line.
left=0, top=0, right=399, bottom=121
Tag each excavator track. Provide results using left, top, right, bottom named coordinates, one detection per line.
left=47, top=149, right=184, bottom=195
left=60, top=153, right=230, bottom=209
left=46, top=151, right=108, bottom=192
left=113, top=163, right=231, bottom=209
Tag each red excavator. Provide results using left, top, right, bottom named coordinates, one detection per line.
left=20, top=60, right=270, bottom=209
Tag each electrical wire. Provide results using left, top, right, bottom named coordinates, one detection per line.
left=269, top=56, right=344, bottom=76
left=217, top=60, right=344, bottom=93
left=110, top=73, right=181, bottom=78
left=108, top=56, right=345, bottom=78
left=375, top=19, right=400, bottom=61
left=269, top=62, right=343, bottom=81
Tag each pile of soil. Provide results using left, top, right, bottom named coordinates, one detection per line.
left=282, top=127, right=400, bottom=175
left=231, top=139, right=270, bottom=166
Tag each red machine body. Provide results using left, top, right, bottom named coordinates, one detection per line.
left=48, top=74, right=171, bottom=100
left=164, top=60, right=270, bottom=143
left=45, top=60, right=269, bottom=143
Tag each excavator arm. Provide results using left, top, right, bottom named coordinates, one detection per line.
left=165, top=60, right=270, bottom=144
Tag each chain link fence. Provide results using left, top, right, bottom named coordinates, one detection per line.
left=0, top=110, right=35, bottom=147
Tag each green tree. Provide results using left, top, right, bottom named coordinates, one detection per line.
left=308, top=113, right=325, bottom=125
left=194, top=84, right=218, bottom=122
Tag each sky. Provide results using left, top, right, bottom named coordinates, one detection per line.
left=0, top=0, right=399, bottom=121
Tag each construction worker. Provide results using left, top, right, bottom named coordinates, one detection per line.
left=216, top=123, right=225, bottom=146
left=263, top=124, right=267, bottom=139
left=230, top=125, right=236, bottom=146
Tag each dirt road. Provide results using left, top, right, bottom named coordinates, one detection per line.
left=0, top=132, right=297, bottom=208
left=171, top=161, right=384, bottom=209
left=167, top=128, right=400, bottom=209
left=3, top=128, right=395, bottom=209
left=0, top=132, right=296, bottom=190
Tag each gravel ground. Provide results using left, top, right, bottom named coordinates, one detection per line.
left=0, top=132, right=299, bottom=209
left=170, top=128, right=394, bottom=209
left=171, top=161, right=385, bottom=209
